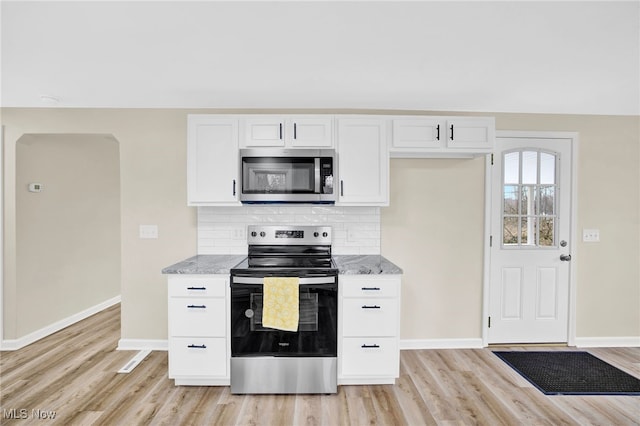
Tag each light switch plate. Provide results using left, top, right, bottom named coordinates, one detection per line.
left=139, top=225, right=158, bottom=239
left=582, top=228, right=600, bottom=242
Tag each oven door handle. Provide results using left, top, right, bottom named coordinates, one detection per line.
left=231, top=276, right=336, bottom=285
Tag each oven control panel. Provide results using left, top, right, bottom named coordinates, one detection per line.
left=247, top=225, right=332, bottom=245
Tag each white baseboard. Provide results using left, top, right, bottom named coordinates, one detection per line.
left=1, top=295, right=121, bottom=351
left=400, top=338, right=484, bottom=350
left=574, top=336, right=640, bottom=348
left=117, top=338, right=168, bottom=351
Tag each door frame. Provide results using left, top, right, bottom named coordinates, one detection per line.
left=0, top=125, right=4, bottom=349
left=482, top=130, right=579, bottom=347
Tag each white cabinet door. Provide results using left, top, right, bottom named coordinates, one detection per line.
left=341, top=299, right=399, bottom=337
left=288, top=117, right=333, bottom=147
left=242, top=116, right=333, bottom=148
left=187, top=116, right=239, bottom=205
left=341, top=337, right=399, bottom=377
left=243, top=117, right=286, bottom=147
left=446, top=117, right=495, bottom=150
left=169, top=297, right=226, bottom=337
left=392, top=118, right=445, bottom=149
left=336, top=118, right=388, bottom=205
left=169, top=337, right=227, bottom=377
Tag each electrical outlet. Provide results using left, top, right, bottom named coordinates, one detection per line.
left=232, top=227, right=245, bottom=240
left=582, top=228, right=600, bottom=242
left=139, top=225, right=159, bottom=239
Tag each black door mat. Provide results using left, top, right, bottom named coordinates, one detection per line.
left=494, top=351, right=640, bottom=395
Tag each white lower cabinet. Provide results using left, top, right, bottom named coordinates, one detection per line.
left=169, top=337, right=227, bottom=377
left=338, top=275, right=401, bottom=385
left=341, top=337, right=399, bottom=377
left=167, top=275, right=229, bottom=386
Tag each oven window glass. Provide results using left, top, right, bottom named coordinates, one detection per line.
left=242, top=157, right=314, bottom=193
left=231, top=283, right=337, bottom=357
left=250, top=293, right=318, bottom=332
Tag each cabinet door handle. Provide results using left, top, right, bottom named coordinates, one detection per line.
left=187, top=344, right=207, bottom=349
left=361, top=344, right=380, bottom=349
left=340, top=180, right=344, bottom=196
left=187, top=304, right=207, bottom=309
left=361, top=287, right=381, bottom=291
left=186, top=286, right=207, bottom=291
left=436, top=124, right=440, bottom=141
left=233, top=179, right=236, bottom=196
left=294, top=123, right=297, bottom=139
left=279, top=123, right=283, bottom=140
left=450, top=124, right=454, bottom=141
left=362, top=305, right=381, bottom=309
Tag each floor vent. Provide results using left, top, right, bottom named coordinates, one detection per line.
left=118, top=350, right=152, bottom=374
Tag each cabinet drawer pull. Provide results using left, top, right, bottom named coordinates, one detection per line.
left=450, top=124, right=454, bottom=141
left=361, top=287, right=381, bottom=291
left=187, top=344, right=207, bottom=349
left=187, top=304, right=207, bottom=309
left=340, top=180, right=344, bottom=196
left=186, top=286, right=207, bottom=291
left=233, top=179, right=236, bottom=196
left=361, top=344, right=380, bottom=349
left=294, top=123, right=297, bottom=139
left=362, top=305, right=381, bottom=309
left=436, top=124, right=440, bottom=141
left=279, top=123, right=283, bottom=140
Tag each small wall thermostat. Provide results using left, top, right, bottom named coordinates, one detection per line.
left=28, top=183, right=43, bottom=193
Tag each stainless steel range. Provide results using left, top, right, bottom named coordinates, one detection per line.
left=229, top=225, right=338, bottom=394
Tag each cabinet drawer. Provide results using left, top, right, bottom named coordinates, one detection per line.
left=342, top=298, right=398, bottom=337
left=341, top=337, right=398, bottom=377
left=168, top=337, right=227, bottom=377
left=168, top=276, right=227, bottom=298
left=342, top=279, right=398, bottom=298
left=169, top=298, right=226, bottom=337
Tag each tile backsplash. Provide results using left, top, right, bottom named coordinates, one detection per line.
left=198, top=206, right=380, bottom=255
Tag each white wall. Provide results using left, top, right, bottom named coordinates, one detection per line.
left=13, top=133, right=120, bottom=338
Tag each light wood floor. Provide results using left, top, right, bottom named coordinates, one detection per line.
left=1, top=304, right=639, bottom=425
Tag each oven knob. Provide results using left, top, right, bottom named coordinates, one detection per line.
left=322, top=232, right=328, bottom=237
left=251, top=231, right=257, bottom=237
left=314, top=232, right=319, bottom=237
left=260, top=231, right=266, bottom=237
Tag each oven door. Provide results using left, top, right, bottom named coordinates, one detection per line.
left=230, top=276, right=337, bottom=357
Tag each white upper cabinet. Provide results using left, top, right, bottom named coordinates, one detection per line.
left=392, top=118, right=444, bottom=149
left=445, top=117, right=495, bottom=150
left=336, top=118, right=388, bottom=206
left=242, top=116, right=333, bottom=148
left=187, top=115, right=240, bottom=206
left=390, top=116, right=495, bottom=157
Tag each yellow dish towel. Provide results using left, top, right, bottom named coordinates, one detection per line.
left=262, top=277, right=299, bottom=332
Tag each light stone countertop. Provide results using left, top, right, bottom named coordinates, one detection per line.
left=162, top=254, right=402, bottom=275
left=332, top=255, right=403, bottom=275
left=161, top=255, right=246, bottom=274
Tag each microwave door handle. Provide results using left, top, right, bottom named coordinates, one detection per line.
left=314, top=157, right=321, bottom=193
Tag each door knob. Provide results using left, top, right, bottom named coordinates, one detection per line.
left=560, top=254, right=572, bottom=262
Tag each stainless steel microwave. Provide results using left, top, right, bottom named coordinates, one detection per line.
left=239, top=149, right=335, bottom=204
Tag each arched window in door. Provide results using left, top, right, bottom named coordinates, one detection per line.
left=502, top=150, right=558, bottom=247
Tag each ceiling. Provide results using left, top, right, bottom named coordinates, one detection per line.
left=2, top=1, right=639, bottom=115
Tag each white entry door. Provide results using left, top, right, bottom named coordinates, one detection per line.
left=488, top=135, right=573, bottom=344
